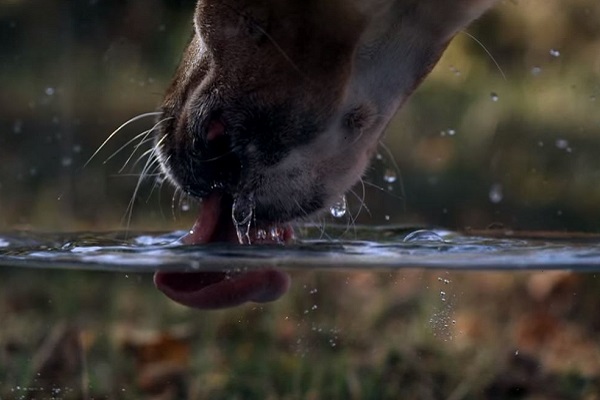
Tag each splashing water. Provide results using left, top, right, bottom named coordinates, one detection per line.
left=383, top=169, right=397, bottom=183
left=3, top=226, right=600, bottom=271
left=489, top=184, right=503, bottom=204
left=440, top=129, right=456, bottom=137
left=232, top=194, right=255, bottom=244
left=403, top=230, right=445, bottom=243
left=555, top=139, right=570, bottom=151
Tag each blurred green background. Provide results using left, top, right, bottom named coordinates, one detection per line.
left=0, top=0, right=599, bottom=232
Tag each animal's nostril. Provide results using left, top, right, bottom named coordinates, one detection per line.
left=206, top=118, right=225, bottom=141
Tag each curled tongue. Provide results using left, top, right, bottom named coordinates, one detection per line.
left=154, top=193, right=292, bottom=310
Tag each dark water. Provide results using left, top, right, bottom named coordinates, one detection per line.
left=2, top=225, right=600, bottom=272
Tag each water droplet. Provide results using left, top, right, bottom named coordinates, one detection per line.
left=269, top=227, right=285, bottom=243
left=531, top=66, right=542, bottom=76
left=375, top=153, right=383, bottom=160
left=489, top=183, right=503, bottom=204
left=403, top=230, right=445, bottom=243
left=538, top=141, right=544, bottom=147
left=555, top=139, right=569, bottom=150
left=256, top=229, right=267, bottom=240
left=384, top=215, right=390, bottom=221
left=45, top=87, right=55, bottom=96
left=311, top=305, right=318, bottom=310
left=515, top=350, right=519, bottom=356
left=490, top=92, right=499, bottom=102
left=329, top=195, right=347, bottom=218
left=180, top=201, right=190, bottom=212
left=13, top=120, right=22, bottom=134
left=549, top=49, right=560, bottom=57
left=232, top=194, right=254, bottom=244
left=440, top=291, right=447, bottom=302
left=72, top=144, right=82, bottom=153
left=447, top=129, right=456, bottom=136
left=61, top=157, right=72, bottom=167
left=383, top=169, right=397, bottom=183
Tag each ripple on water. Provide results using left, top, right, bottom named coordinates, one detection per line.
left=1, top=226, right=600, bottom=272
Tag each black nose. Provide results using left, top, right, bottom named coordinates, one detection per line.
left=206, top=118, right=225, bottom=141
left=167, top=113, right=240, bottom=199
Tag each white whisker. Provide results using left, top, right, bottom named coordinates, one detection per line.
left=144, top=164, right=166, bottom=202
left=171, top=187, right=183, bottom=221
left=83, top=111, right=162, bottom=168
left=129, top=148, right=156, bottom=171
left=122, top=134, right=167, bottom=231
left=378, top=141, right=407, bottom=210
left=119, top=117, right=173, bottom=172
left=362, top=180, right=405, bottom=201
left=103, top=131, right=153, bottom=165
left=109, top=173, right=162, bottom=178
left=461, top=30, right=507, bottom=81
left=351, top=179, right=372, bottom=218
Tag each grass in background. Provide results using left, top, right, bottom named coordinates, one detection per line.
left=1, top=268, right=599, bottom=399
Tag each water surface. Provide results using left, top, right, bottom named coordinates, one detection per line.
left=2, top=225, right=600, bottom=272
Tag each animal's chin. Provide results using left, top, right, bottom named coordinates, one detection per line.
left=154, top=192, right=294, bottom=310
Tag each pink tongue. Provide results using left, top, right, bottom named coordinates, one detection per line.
left=154, top=193, right=291, bottom=309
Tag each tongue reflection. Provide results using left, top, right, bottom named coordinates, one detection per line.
left=154, top=269, right=290, bottom=309
left=153, top=193, right=293, bottom=310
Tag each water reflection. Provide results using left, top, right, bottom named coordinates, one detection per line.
left=154, top=268, right=290, bottom=309
left=2, top=226, right=600, bottom=272
left=2, top=226, right=600, bottom=311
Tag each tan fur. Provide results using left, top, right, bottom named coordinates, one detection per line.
left=156, top=0, right=497, bottom=224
